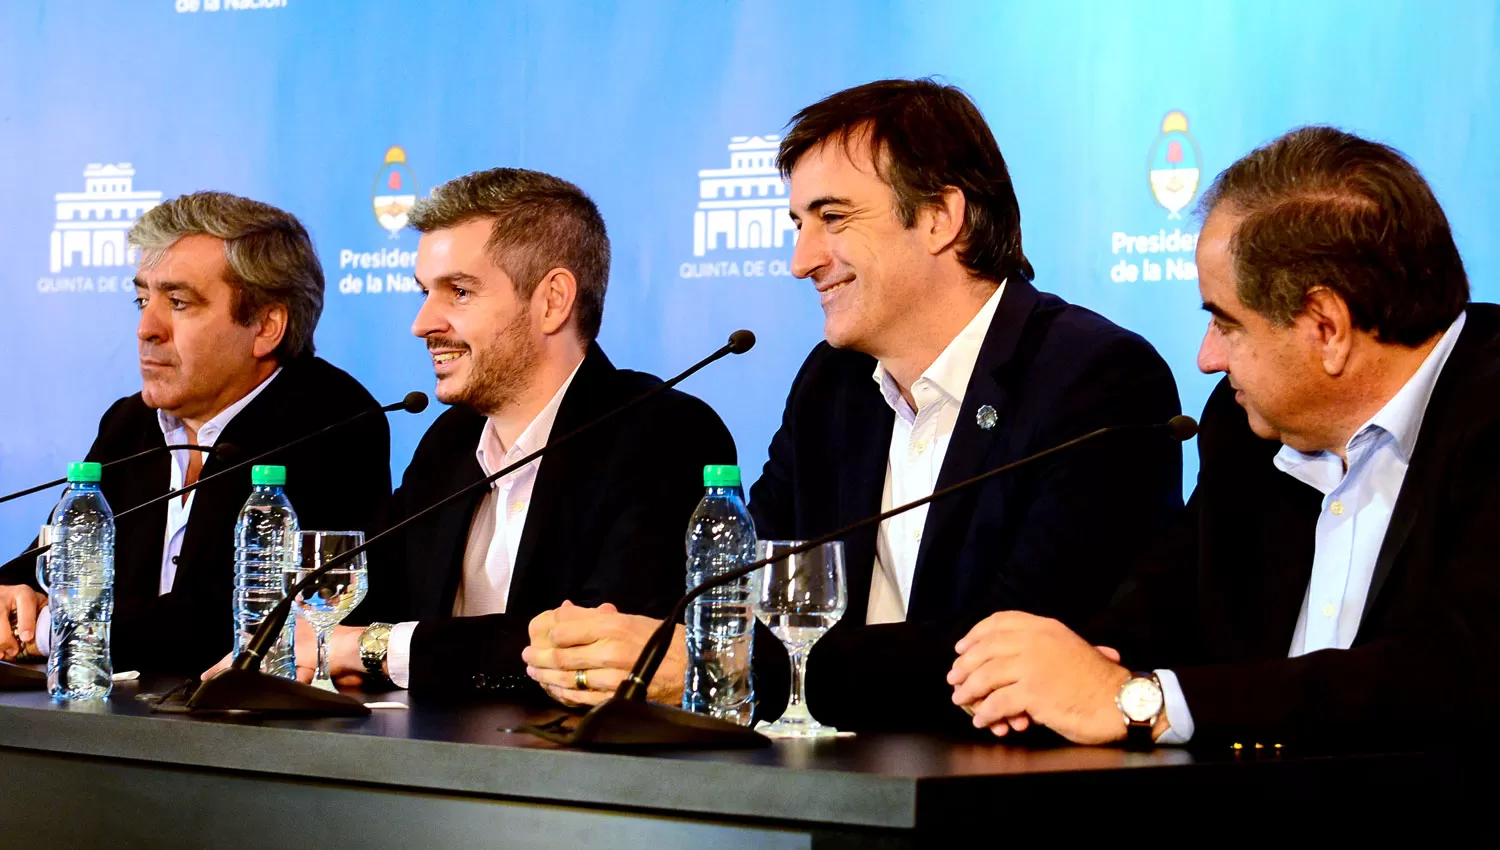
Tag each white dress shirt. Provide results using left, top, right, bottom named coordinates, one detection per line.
left=866, top=282, right=1005, bottom=624
left=1156, top=311, right=1466, bottom=744
left=36, top=368, right=281, bottom=655
left=157, top=369, right=282, bottom=594
left=386, top=360, right=583, bottom=688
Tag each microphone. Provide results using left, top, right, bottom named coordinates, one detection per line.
left=117, top=391, right=428, bottom=523
left=179, top=332, right=757, bottom=715
left=0, top=444, right=217, bottom=506
left=517, top=414, right=1199, bottom=748
left=0, top=395, right=428, bottom=693
left=0, top=393, right=429, bottom=578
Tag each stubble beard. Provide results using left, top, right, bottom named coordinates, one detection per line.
left=458, top=307, right=539, bottom=418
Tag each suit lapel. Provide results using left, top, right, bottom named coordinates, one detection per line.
left=120, top=444, right=172, bottom=602
left=507, top=345, right=613, bottom=610
left=908, top=278, right=1039, bottom=614
left=1360, top=314, right=1483, bottom=624
left=426, top=454, right=485, bottom=618
left=832, top=369, right=895, bottom=626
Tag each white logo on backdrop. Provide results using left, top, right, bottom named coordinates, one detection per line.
left=693, top=135, right=798, bottom=257
left=49, top=164, right=162, bottom=274
left=176, top=0, right=288, bottom=13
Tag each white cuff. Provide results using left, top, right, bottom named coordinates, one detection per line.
left=36, top=605, right=51, bottom=656
left=386, top=620, right=419, bottom=689
left=1154, top=668, right=1195, bottom=745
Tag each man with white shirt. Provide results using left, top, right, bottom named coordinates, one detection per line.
left=299, top=168, right=735, bottom=695
left=521, top=80, right=1183, bottom=729
left=0, top=191, right=389, bottom=674
left=951, top=126, right=1499, bottom=753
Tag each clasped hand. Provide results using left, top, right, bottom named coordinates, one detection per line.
left=949, top=611, right=1149, bottom=745
left=522, top=601, right=685, bottom=706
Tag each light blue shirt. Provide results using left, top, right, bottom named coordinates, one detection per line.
left=1157, top=311, right=1467, bottom=744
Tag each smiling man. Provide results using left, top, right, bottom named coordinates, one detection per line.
left=286, top=168, right=735, bottom=696
left=522, top=79, right=1184, bottom=731
left=0, top=191, right=389, bottom=674
left=950, top=126, right=1500, bottom=753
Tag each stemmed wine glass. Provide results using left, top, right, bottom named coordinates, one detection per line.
left=751, top=540, right=847, bottom=738
left=286, top=530, right=368, bottom=692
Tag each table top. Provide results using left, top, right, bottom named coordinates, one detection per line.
left=0, top=670, right=1446, bottom=827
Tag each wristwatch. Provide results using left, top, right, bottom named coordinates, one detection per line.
left=1116, top=671, right=1164, bottom=749
left=358, top=622, right=394, bottom=684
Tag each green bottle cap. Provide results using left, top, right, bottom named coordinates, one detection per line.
left=67, top=462, right=102, bottom=484
left=251, top=465, right=287, bottom=486
left=703, top=464, right=741, bottom=488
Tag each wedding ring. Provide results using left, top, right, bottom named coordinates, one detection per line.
left=575, top=669, right=589, bottom=690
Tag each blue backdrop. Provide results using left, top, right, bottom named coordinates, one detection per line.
left=2, top=0, right=1498, bottom=551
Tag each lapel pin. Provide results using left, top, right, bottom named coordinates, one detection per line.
left=976, top=404, right=998, bottom=431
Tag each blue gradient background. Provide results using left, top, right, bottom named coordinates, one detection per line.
left=1, top=0, right=1497, bottom=550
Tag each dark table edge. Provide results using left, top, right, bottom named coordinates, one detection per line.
left=0, top=700, right=919, bottom=829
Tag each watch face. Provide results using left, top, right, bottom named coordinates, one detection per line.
left=1118, top=677, right=1163, bottom=723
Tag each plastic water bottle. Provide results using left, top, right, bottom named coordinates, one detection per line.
left=232, top=465, right=299, bottom=679
left=45, top=462, right=115, bottom=701
left=683, top=464, right=758, bottom=725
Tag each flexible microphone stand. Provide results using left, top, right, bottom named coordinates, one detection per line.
left=0, top=395, right=429, bottom=693
left=0, top=444, right=216, bottom=506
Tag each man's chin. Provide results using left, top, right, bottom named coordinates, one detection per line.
left=138, top=384, right=178, bottom=412
left=1244, top=409, right=1284, bottom=443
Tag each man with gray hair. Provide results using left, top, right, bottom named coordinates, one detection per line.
left=261, top=167, right=735, bottom=697
left=950, top=126, right=1500, bottom=753
left=0, top=191, right=390, bottom=675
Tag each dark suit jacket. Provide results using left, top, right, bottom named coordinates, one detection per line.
left=358, top=344, right=736, bottom=697
left=0, top=356, right=390, bottom=675
left=1089, top=304, right=1500, bottom=753
left=749, top=277, right=1183, bottom=731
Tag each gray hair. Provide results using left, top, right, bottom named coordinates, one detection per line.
left=129, top=191, right=325, bottom=361
left=408, top=168, right=610, bottom=342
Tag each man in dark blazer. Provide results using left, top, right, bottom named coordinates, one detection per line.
left=518, top=79, right=1183, bottom=730
left=952, top=126, right=1496, bottom=754
left=299, top=168, right=734, bottom=698
left=0, top=192, right=389, bottom=675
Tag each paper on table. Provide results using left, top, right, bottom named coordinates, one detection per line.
left=111, top=670, right=140, bottom=682
left=362, top=701, right=409, bottom=710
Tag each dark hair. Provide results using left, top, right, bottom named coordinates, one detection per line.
left=408, top=168, right=610, bottom=341
left=1199, top=126, right=1468, bottom=346
left=777, top=78, right=1034, bottom=284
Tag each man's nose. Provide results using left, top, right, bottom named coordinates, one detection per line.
left=411, top=296, right=446, bottom=339
left=1197, top=325, right=1226, bottom=374
left=790, top=224, right=829, bottom=280
left=137, top=300, right=167, bottom=343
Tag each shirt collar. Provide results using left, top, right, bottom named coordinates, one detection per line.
left=476, top=358, right=585, bottom=480
left=156, top=366, right=283, bottom=448
left=871, top=280, right=1006, bottom=417
left=1274, top=309, right=1467, bottom=481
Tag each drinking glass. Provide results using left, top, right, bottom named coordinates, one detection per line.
left=751, top=540, right=847, bottom=738
left=286, top=531, right=368, bottom=692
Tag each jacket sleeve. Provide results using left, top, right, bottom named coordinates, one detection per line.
left=1169, top=432, right=1500, bottom=751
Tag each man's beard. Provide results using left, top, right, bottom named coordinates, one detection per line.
left=447, top=308, right=539, bottom=417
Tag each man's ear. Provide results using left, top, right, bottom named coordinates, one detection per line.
left=919, top=185, right=967, bottom=257
left=535, top=267, right=578, bottom=336
left=252, top=303, right=288, bottom=360
left=1302, top=287, right=1355, bottom=376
